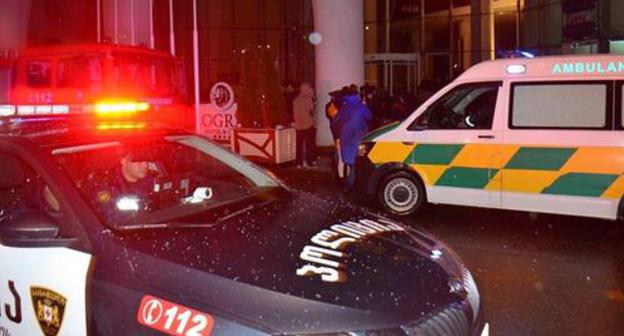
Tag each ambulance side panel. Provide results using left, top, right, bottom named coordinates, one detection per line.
left=500, top=78, right=624, bottom=219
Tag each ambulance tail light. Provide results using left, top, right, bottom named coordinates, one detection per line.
left=506, top=64, right=526, bottom=75
left=94, top=101, right=150, bottom=118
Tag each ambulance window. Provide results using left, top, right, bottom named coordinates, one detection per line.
left=26, top=60, right=52, bottom=88
left=57, top=56, right=103, bottom=90
left=411, top=82, right=499, bottom=130
left=511, top=83, right=608, bottom=129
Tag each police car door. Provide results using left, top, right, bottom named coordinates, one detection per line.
left=408, top=81, right=503, bottom=207
left=0, top=152, right=92, bottom=336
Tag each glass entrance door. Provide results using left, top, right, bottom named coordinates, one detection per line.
left=364, top=53, right=420, bottom=96
left=425, top=52, right=451, bottom=83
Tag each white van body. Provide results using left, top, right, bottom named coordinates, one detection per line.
left=359, top=55, right=624, bottom=220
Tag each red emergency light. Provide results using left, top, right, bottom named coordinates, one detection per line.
left=94, top=101, right=150, bottom=118
left=96, top=121, right=147, bottom=130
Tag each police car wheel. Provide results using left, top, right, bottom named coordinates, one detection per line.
left=379, top=172, right=425, bottom=216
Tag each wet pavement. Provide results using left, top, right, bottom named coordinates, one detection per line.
left=272, top=161, right=624, bottom=336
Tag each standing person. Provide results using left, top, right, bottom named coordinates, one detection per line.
left=292, top=83, right=316, bottom=168
left=349, top=84, right=360, bottom=99
left=333, top=88, right=372, bottom=191
left=360, top=84, right=377, bottom=128
left=390, top=94, right=408, bottom=122
left=283, top=82, right=297, bottom=123
left=326, top=90, right=344, bottom=182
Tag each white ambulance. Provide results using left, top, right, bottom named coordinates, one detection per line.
left=356, top=54, right=624, bottom=220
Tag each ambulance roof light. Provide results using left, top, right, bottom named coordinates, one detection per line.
left=506, top=64, right=526, bottom=75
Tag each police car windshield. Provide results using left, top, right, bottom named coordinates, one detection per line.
left=52, top=134, right=284, bottom=229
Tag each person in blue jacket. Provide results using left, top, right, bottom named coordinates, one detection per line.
left=332, top=87, right=372, bottom=191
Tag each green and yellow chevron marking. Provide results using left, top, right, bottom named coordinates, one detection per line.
left=368, top=141, right=413, bottom=164
left=505, top=147, right=577, bottom=171
left=407, top=144, right=464, bottom=165
left=367, top=142, right=624, bottom=200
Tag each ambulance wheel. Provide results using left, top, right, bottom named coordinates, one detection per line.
left=378, top=171, right=425, bottom=216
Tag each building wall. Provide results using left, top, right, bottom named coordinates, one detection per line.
left=28, top=0, right=96, bottom=45
left=362, top=0, right=624, bottom=88
left=8, top=0, right=624, bottom=104
left=167, top=0, right=315, bottom=104
left=521, top=0, right=561, bottom=54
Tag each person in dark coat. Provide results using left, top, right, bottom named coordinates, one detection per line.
left=326, top=90, right=345, bottom=182
left=332, top=89, right=372, bottom=191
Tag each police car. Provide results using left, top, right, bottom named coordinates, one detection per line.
left=0, top=109, right=487, bottom=335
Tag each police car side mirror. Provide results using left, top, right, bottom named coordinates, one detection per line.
left=0, top=210, right=61, bottom=247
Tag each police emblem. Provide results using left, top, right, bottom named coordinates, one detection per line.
left=30, top=287, right=67, bottom=336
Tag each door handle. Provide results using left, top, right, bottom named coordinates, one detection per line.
left=478, top=135, right=495, bottom=139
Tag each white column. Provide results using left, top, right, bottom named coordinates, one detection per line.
left=102, top=0, right=151, bottom=46
left=113, top=0, right=118, bottom=43
left=470, top=0, right=494, bottom=65
left=481, top=0, right=494, bottom=61
left=149, top=0, right=154, bottom=49
left=192, top=0, right=200, bottom=133
left=169, top=0, right=176, bottom=55
left=312, top=0, right=365, bottom=147
left=97, top=0, right=101, bottom=43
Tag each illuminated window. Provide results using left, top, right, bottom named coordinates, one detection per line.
left=512, top=83, right=607, bottom=129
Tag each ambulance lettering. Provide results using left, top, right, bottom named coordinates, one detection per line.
left=552, top=61, right=624, bottom=74
left=296, top=218, right=405, bottom=283
left=27, top=92, right=53, bottom=104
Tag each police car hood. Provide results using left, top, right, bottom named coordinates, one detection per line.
left=123, top=191, right=466, bottom=332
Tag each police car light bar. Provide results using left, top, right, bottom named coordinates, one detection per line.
left=95, top=101, right=150, bottom=118
left=0, top=105, right=15, bottom=116
left=0, top=104, right=69, bottom=116
left=506, top=64, right=526, bottom=75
